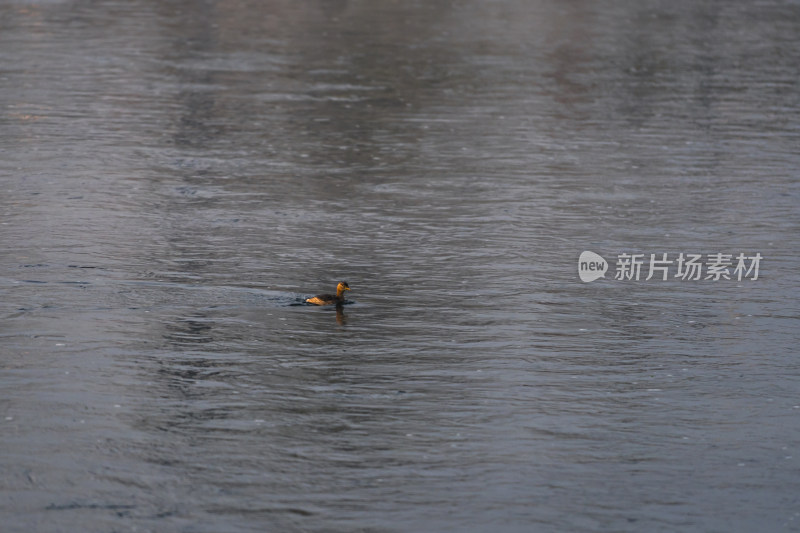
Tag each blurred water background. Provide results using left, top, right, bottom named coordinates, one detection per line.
left=1, top=0, right=799, bottom=531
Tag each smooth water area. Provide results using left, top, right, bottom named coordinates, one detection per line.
left=1, top=1, right=799, bottom=531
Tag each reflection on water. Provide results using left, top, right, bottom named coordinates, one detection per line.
left=1, top=0, right=799, bottom=531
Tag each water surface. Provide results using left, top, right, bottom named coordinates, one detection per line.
left=1, top=1, right=799, bottom=531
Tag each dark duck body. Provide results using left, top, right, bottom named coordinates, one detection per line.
left=306, top=281, right=350, bottom=305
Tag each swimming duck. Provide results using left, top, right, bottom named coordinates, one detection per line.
left=305, top=281, right=350, bottom=306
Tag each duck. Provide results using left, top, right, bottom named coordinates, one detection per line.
left=305, top=281, right=350, bottom=306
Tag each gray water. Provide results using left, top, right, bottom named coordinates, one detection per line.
left=2, top=1, right=800, bottom=531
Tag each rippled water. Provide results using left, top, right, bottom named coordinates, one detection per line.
left=2, top=1, right=800, bottom=531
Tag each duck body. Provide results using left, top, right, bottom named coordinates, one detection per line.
left=306, top=281, right=350, bottom=306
